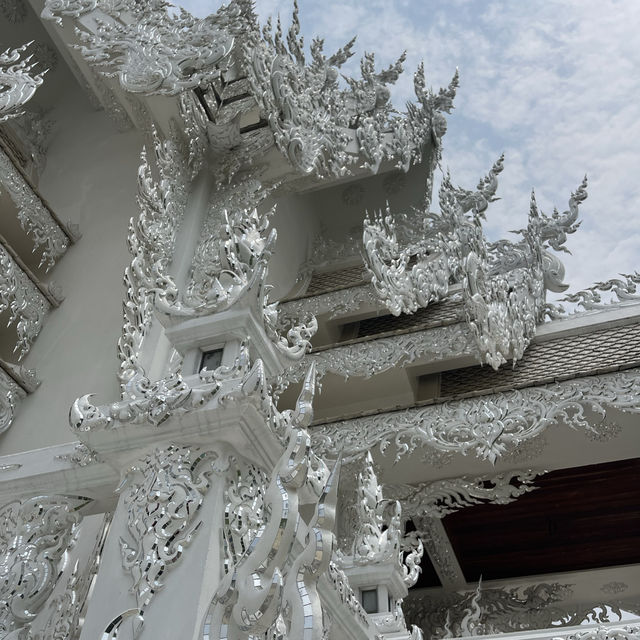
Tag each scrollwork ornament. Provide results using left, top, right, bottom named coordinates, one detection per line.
left=0, top=44, right=45, bottom=122
left=246, top=3, right=458, bottom=177
left=279, top=284, right=378, bottom=323
left=117, top=126, right=193, bottom=392
left=280, top=322, right=475, bottom=386
left=0, top=243, right=50, bottom=360
left=388, top=469, right=544, bottom=520
left=117, top=445, right=224, bottom=631
left=65, top=2, right=248, bottom=95
left=184, top=175, right=317, bottom=359
left=204, top=363, right=340, bottom=640
left=350, top=452, right=402, bottom=565
left=404, top=582, right=632, bottom=639
left=312, top=368, right=640, bottom=463
left=561, top=271, right=640, bottom=312
left=363, top=154, right=591, bottom=369
left=69, top=359, right=230, bottom=431
left=555, top=626, right=640, bottom=640
left=30, top=513, right=110, bottom=640
left=363, top=205, right=452, bottom=317
left=41, top=0, right=127, bottom=24
left=0, top=495, right=89, bottom=636
left=0, top=148, right=69, bottom=272
left=403, top=538, right=424, bottom=588
left=222, top=460, right=268, bottom=575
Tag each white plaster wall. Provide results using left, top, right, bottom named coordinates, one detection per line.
left=267, top=192, right=318, bottom=300
left=0, top=93, right=142, bottom=455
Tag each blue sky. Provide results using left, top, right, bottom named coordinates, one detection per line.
left=178, top=0, right=640, bottom=297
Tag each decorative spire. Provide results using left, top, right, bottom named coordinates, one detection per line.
left=0, top=44, right=46, bottom=122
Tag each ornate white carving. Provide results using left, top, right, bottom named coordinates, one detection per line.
left=403, top=539, right=424, bottom=588
left=41, top=0, right=127, bottom=23
left=363, top=159, right=499, bottom=318
left=0, top=495, right=89, bottom=637
left=0, top=45, right=45, bottom=122
left=185, top=178, right=270, bottom=312
left=363, top=203, right=452, bottom=317
left=118, top=126, right=314, bottom=401
left=69, top=367, right=218, bottom=431
left=0, top=148, right=70, bottom=272
left=362, top=155, right=589, bottom=369
left=404, top=582, right=632, bottom=639
left=181, top=176, right=317, bottom=360
left=72, top=317, right=308, bottom=434
left=373, top=599, right=410, bottom=634
left=463, top=188, right=544, bottom=370
left=444, top=580, right=493, bottom=637
left=388, top=469, right=543, bottom=519
left=31, top=513, right=111, bottom=640
left=221, top=459, right=267, bottom=575
left=280, top=283, right=378, bottom=323
left=118, top=445, right=224, bottom=633
left=43, top=0, right=457, bottom=177
left=0, top=243, right=50, bottom=360
left=51, top=2, right=246, bottom=95
left=116, top=124, right=193, bottom=393
left=55, top=443, right=100, bottom=467
left=350, top=452, right=403, bottom=566
left=281, top=321, right=474, bottom=386
left=339, top=452, right=423, bottom=599
left=204, top=364, right=340, bottom=640
left=311, top=367, right=640, bottom=463
left=0, top=369, right=26, bottom=435
left=561, top=272, right=640, bottom=312
left=247, top=4, right=458, bottom=176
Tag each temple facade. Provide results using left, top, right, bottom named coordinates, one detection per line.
left=0, top=2, right=639, bottom=639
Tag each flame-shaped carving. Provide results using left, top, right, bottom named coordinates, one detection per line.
left=204, top=364, right=339, bottom=640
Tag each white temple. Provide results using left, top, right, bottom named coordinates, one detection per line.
left=0, top=2, right=639, bottom=639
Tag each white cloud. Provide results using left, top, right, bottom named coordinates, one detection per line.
left=178, top=0, right=640, bottom=293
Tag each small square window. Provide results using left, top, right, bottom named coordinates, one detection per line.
left=361, top=588, right=378, bottom=614
left=200, top=348, right=223, bottom=372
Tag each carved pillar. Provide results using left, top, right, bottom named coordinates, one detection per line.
left=80, top=406, right=339, bottom=639
left=79, top=444, right=232, bottom=640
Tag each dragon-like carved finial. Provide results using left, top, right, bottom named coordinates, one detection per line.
left=293, top=361, right=316, bottom=428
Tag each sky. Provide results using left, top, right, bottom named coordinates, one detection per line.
left=177, top=0, right=640, bottom=298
